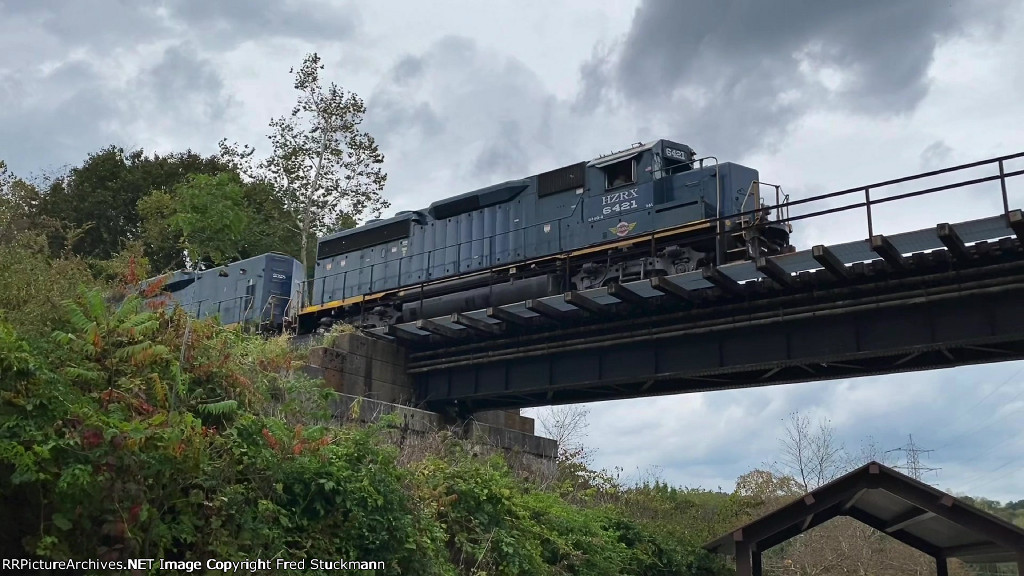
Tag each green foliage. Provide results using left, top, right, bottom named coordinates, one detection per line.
left=87, top=241, right=152, bottom=291
left=0, top=229, right=94, bottom=341
left=138, top=171, right=305, bottom=272
left=136, top=188, right=180, bottom=270
left=39, top=146, right=232, bottom=264
left=0, top=291, right=452, bottom=572
left=616, top=481, right=758, bottom=550
left=0, top=160, right=49, bottom=242
left=170, top=172, right=251, bottom=266
left=0, top=277, right=736, bottom=575
left=413, top=445, right=730, bottom=576
left=0, top=321, right=36, bottom=382
left=958, top=495, right=1024, bottom=528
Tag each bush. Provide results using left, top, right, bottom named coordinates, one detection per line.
left=0, top=275, right=733, bottom=575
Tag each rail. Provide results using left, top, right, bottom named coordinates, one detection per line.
left=300, top=150, right=1024, bottom=315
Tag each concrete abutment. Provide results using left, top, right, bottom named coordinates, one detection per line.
left=304, top=331, right=557, bottom=473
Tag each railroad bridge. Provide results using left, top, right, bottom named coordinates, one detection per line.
left=364, top=153, right=1024, bottom=414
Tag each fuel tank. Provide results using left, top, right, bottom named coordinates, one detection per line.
left=401, top=274, right=559, bottom=321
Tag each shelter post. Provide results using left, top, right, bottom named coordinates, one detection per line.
left=935, top=555, right=948, bottom=576
left=751, top=549, right=763, bottom=576
left=734, top=539, right=752, bottom=576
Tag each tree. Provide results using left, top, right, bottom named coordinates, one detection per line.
left=537, top=403, right=591, bottom=455
left=734, top=469, right=802, bottom=512
left=219, top=52, right=388, bottom=273
left=231, top=179, right=306, bottom=263
left=39, top=147, right=232, bottom=262
left=138, top=172, right=305, bottom=271
left=773, top=411, right=846, bottom=492
left=136, top=189, right=180, bottom=270
left=171, top=173, right=251, bottom=267
left=0, top=160, right=47, bottom=242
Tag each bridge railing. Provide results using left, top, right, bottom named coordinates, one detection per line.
left=744, top=151, right=1024, bottom=241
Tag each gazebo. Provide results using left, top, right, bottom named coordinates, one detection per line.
left=704, top=462, right=1024, bottom=575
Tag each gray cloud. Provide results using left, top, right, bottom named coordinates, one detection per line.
left=0, top=0, right=361, bottom=175
left=471, top=120, right=531, bottom=180
left=0, top=0, right=170, bottom=53
left=920, top=140, right=955, bottom=171
left=366, top=35, right=588, bottom=210
left=581, top=0, right=1011, bottom=160
left=1, top=0, right=358, bottom=54
left=163, top=0, right=360, bottom=47
left=134, top=44, right=234, bottom=125
left=0, top=43, right=233, bottom=176
left=0, top=59, right=122, bottom=177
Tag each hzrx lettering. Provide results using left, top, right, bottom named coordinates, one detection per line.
left=601, top=189, right=639, bottom=205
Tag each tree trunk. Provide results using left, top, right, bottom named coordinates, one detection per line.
left=300, top=118, right=332, bottom=276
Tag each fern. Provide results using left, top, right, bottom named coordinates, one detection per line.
left=82, top=288, right=106, bottom=321
left=197, top=400, right=238, bottom=417
left=151, top=374, right=168, bottom=407
left=63, top=366, right=104, bottom=385
left=63, top=304, right=93, bottom=334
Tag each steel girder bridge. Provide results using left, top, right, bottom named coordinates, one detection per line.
left=367, top=152, right=1024, bottom=413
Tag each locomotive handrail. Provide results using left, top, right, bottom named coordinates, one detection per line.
left=741, top=180, right=790, bottom=227
left=190, top=294, right=254, bottom=325
left=261, top=294, right=291, bottom=326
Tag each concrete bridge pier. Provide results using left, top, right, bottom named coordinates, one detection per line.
left=305, top=331, right=557, bottom=475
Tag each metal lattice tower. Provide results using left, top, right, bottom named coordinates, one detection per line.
left=887, top=434, right=940, bottom=480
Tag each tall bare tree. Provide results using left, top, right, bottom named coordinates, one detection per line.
left=537, top=404, right=591, bottom=455
left=773, top=411, right=847, bottom=492
left=220, top=53, right=388, bottom=273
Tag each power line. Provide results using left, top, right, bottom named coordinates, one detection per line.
left=949, top=367, right=1022, bottom=423
left=959, top=458, right=1022, bottom=494
left=954, top=427, right=1024, bottom=470
left=935, top=368, right=1024, bottom=451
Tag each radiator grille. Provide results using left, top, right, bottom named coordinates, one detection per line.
left=537, top=162, right=586, bottom=197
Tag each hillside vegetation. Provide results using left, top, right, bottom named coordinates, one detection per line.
left=0, top=224, right=745, bottom=574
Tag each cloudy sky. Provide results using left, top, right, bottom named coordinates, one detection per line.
left=2, top=1, right=1023, bottom=501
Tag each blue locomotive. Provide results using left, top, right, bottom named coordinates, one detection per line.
left=141, top=139, right=792, bottom=333
left=299, top=139, right=791, bottom=331
left=141, top=252, right=305, bottom=330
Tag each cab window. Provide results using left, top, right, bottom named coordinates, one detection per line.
left=604, top=159, right=635, bottom=189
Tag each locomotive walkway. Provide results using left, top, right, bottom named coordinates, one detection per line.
left=366, top=153, right=1024, bottom=413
